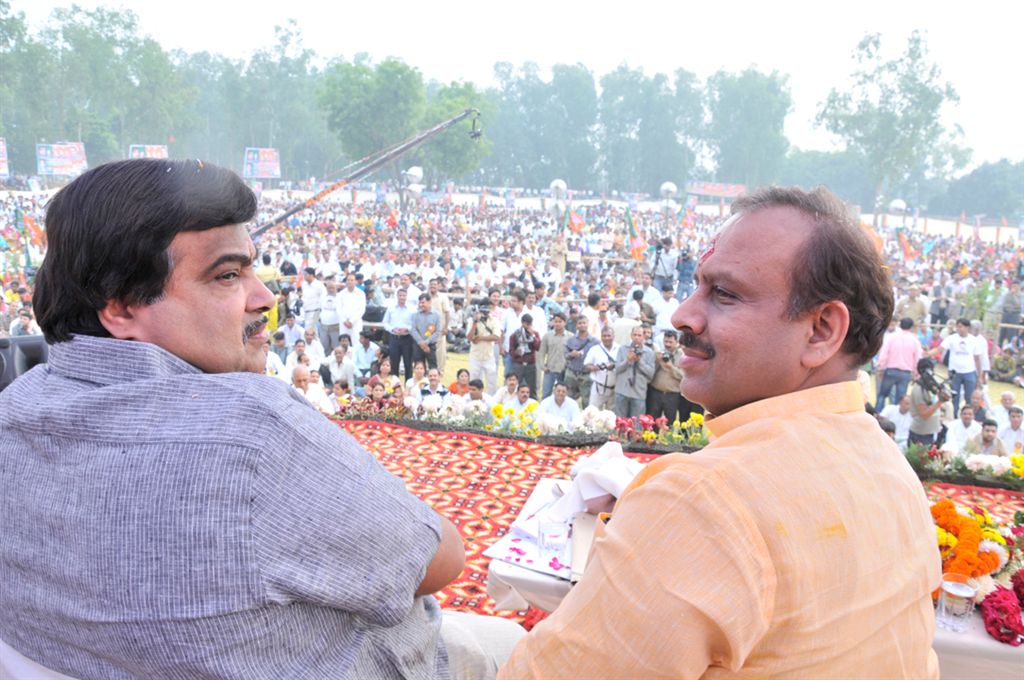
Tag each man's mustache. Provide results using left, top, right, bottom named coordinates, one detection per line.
left=680, top=329, right=716, bottom=359
left=243, top=316, right=268, bottom=342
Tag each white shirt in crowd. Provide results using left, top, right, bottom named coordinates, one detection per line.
left=940, top=332, right=982, bottom=374
left=536, top=395, right=581, bottom=430
left=302, top=278, right=327, bottom=313
left=879, top=403, right=912, bottom=448
left=942, top=419, right=981, bottom=454
left=998, top=425, right=1024, bottom=456
left=584, top=341, right=620, bottom=391
left=335, top=284, right=366, bottom=344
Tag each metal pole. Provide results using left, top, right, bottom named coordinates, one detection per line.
left=250, top=108, right=479, bottom=240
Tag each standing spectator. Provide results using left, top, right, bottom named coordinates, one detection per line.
left=909, top=360, right=948, bottom=447
left=336, top=273, right=366, bottom=346
left=508, top=313, right=541, bottom=398
left=383, top=287, right=415, bottom=381
left=411, top=293, right=441, bottom=370
left=584, top=326, right=619, bottom=411
left=538, top=312, right=569, bottom=398
left=613, top=326, right=656, bottom=418
left=500, top=290, right=527, bottom=377
left=874, top=318, right=921, bottom=410
left=894, top=285, right=928, bottom=327
left=675, top=248, right=695, bottom=300
left=999, top=281, right=1022, bottom=348
left=319, top=279, right=340, bottom=351
left=301, top=267, right=326, bottom=333
left=938, top=318, right=982, bottom=415
left=427, top=279, right=453, bottom=375
left=929, top=274, right=953, bottom=327
left=564, top=322, right=598, bottom=407
left=647, top=330, right=684, bottom=423
left=467, top=301, right=501, bottom=394
left=648, top=237, right=676, bottom=293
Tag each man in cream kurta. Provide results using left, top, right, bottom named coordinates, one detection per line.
left=500, top=186, right=939, bottom=679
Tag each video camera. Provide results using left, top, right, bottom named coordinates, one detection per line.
left=916, top=358, right=951, bottom=401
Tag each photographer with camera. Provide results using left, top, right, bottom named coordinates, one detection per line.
left=648, top=237, right=677, bottom=294
left=508, top=313, right=541, bottom=398
left=467, top=299, right=501, bottom=394
left=646, top=329, right=684, bottom=423
left=909, top=357, right=951, bottom=447
left=565, top=322, right=598, bottom=408
left=584, top=326, right=619, bottom=410
left=538, top=312, right=570, bottom=399
left=613, top=326, right=656, bottom=418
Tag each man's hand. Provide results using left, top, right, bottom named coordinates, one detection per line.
left=419, top=342, right=429, bottom=352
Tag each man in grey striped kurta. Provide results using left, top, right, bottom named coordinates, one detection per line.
left=0, top=159, right=522, bottom=679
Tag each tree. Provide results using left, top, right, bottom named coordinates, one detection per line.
left=319, top=54, right=425, bottom=188
left=419, top=81, right=492, bottom=185
left=817, top=31, right=967, bottom=224
left=778, top=148, right=875, bottom=209
left=706, top=68, right=791, bottom=188
left=929, top=160, right=1024, bottom=219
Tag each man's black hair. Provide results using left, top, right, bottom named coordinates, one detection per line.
left=262, top=253, right=272, bottom=265
left=468, top=378, right=484, bottom=389
left=899, top=317, right=914, bottom=330
left=632, top=290, right=644, bottom=301
left=34, top=159, right=256, bottom=343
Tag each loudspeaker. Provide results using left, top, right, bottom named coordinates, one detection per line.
left=0, top=335, right=50, bottom=391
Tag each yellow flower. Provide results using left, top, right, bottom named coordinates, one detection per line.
left=980, top=527, right=1006, bottom=546
left=491, top=404, right=504, bottom=418
left=641, top=430, right=656, bottom=442
left=689, top=413, right=704, bottom=427
left=525, top=402, right=538, bottom=413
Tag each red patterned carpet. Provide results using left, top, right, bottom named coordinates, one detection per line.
left=924, top=481, right=1024, bottom=523
left=339, top=421, right=1024, bottom=621
left=337, top=421, right=655, bottom=621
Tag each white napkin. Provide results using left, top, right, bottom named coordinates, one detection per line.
left=545, top=441, right=645, bottom=521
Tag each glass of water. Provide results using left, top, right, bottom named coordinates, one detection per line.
left=936, top=573, right=976, bottom=633
left=538, top=519, right=569, bottom=563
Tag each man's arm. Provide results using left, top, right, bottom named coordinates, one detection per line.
left=638, top=348, right=656, bottom=381
left=416, top=514, right=466, bottom=595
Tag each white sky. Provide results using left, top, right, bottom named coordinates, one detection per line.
left=16, top=0, right=1024, bottom=171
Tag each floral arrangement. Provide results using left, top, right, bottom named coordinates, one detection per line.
left=906, top=446, right=1024, bottom=491
left=612, top=412, right=708, bottom=448
left=487, top=402, right=542, bottom=437
left=334, top=395, right=411, bottom=420
left=931, top=500, right=1024, bottom=644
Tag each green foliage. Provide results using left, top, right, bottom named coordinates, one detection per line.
left=706, top=68, right=792, bottom=187
left=817, top=31, right=967, bottom=219
left=420, top=81, right=492, bottom=183
left=929, top=159, right=1024, bottom=219
left=779, top=148, right=875, bottom=209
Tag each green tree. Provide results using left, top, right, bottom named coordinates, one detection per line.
left=778, top=148, right=875, bottom=209
left=817, top=31, right=967, bottom=224
left=319, top=54, right=425, bottom=186
left=419, top=80, right=492, bottom=185
left=929, top=160, right=1024, bottom=219
left=706, top=67, right=791, bottom=188
left=599, top=64, right=647, bottom=192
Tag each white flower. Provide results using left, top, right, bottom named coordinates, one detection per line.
left=594, top=410, right=617, bottom=432
left=536, top=413, right=566, bottom=435
left=969, top=574, right=998, bottom=600
left=420, top=394, right=444, bottom=414
left=403, top=396, right=418, bottom=410
left=964, top=454, right=1012, bottom=475
left=465, top=400, right=489, bottom=416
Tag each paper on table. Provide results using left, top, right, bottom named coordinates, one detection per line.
left=484, top=529, right=573, bottom=580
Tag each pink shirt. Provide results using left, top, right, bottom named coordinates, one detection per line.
left=877, top=329, right=922, bottom=372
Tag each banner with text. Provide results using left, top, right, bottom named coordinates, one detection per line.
left=685, top=181, right=746, bottom=198
left=36, top=142, right=88, bottom=176
left=128, top=144, right=169, bottom=159
left=0, top=138, right=8, bottom=178
left=242, top=147, right=281, bottom=179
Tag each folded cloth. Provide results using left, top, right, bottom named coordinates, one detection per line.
left=546, top=441, right=645, bottom=520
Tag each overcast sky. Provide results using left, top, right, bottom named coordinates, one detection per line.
left=16, top=0, right=1024, bottom=171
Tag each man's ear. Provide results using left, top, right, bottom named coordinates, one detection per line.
left=97, top=299, right=139, bottom=340
left=801, top=301, right=851, bottom=369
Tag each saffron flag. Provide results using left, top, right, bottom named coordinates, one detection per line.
left=568, top=210, right=585, bottom=235
left=625, top=208, right=646, bottom=262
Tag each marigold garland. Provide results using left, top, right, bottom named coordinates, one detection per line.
left=930, top=499, right=1001, bottom=578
